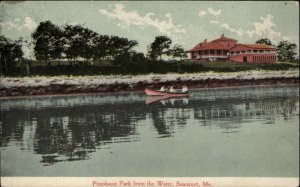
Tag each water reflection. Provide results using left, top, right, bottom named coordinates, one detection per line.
left=145, top=95, right=189, bottom=105
left=0, top=85, right=299, bottom=166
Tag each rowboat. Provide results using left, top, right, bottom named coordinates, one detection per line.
left=145, top=88, right=189, bottom=97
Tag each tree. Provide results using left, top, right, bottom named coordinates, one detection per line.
left=276, top=41, right=297, bottom=62
left=113, top=51, right=146, bottom=65
left=167, top=44, right=187, bottom=59
left=147, top=36, right=172, bottom=60
left=91, top=34, right=110, bottom=61
left=32, top=21, right=64, bottom=65
left=107, top=35, right=138, bottom=60
left=0, top=36, right=23, bottom=73
left=63, top=24, right=99, bottom=65
left=91, top=34, right=138, bottom=61
left=255, top=38, right=273, bottom=46
left=131, top=52, right=146, bottom=64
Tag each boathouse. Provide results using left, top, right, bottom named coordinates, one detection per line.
left=228, top=44, right=276, bottom=63
left=188, top=34, right=276, bottom=63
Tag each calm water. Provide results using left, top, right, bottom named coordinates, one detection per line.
left=0, top=85, right=299, bottom=177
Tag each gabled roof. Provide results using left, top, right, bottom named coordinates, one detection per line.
left=211, top=36, right=237, bottom=42
left=190, top=42, right=228, bottom=51
left=188, top=34, right=237, bottom=52
left=229, top=44, right=275, bottom=52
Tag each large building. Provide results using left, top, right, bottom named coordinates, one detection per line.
left=188, top=34, right=276, bottom=63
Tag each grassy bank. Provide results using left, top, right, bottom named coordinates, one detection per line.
left=3, top=60, right=299, bottom=77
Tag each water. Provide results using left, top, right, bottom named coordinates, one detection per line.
left=0, top=85, right=299, bottom=177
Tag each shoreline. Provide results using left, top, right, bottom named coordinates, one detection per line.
left=1, top=78, right=299, bottom=98
left=0, top=82, right=299, bottom=100
left=1, top=70, right=299, bottom=97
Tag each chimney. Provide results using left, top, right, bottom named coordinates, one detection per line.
left=204, top=39, right=207, bottom=43
left=221, top=34, right=224, bottom=38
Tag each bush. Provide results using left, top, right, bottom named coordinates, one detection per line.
left=1, top=60, right=298, bottom=77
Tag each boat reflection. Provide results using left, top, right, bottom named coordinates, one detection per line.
left=145, top=95, right=189, bottom=105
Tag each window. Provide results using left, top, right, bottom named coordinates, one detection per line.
left=253, top=50, right=258, bottom=53
left=192, top=52, right=197, bottom=58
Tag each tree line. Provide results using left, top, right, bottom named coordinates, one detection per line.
left=31, top=21, right=140, bottom=66
left=0, top=20, right=299, bottom=75
left=31, top=21, right=186, bottom=65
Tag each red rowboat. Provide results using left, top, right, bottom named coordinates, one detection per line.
left=145, top=88, right=189, bottom=97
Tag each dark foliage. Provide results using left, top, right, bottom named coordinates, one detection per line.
left=3, top=60, right=298, bottom=77
left=0, top=35, right=23, bottom=74
left=276, top=41, right=298, bottom=62
left=32, top=21, right=64, bottom=65
left=255, top=38, right=273, bottom=46
left=147, top=36, right=172, bottom=60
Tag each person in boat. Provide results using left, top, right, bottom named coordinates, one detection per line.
left=160, top=86, right=166, bottom=92
left=169, top=86, right=175, bottom=93
left=182, top=85, right=188, bottom=93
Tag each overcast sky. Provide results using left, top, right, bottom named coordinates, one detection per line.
left=0, top=1, right=299, bottom=58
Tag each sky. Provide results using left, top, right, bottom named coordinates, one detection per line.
left=0, top=1, right=299, bottom=58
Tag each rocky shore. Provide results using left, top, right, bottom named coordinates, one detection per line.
left=0, top=70, right=299, bottom=97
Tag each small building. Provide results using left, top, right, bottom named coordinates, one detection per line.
left=228, top=44, right=276, bottom=63
left=188, top=34, right=276, bottom=63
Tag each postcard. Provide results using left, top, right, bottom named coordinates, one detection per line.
left=0, top=1, right=299, bottom=187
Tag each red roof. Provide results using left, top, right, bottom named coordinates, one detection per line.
left=242, top=44, right=275, bottom=49
left=211, top=36, right=237, bottom=42
left=229, top=44, right=275, bottom=52
left=188, top=35, right=274, bottom=52
left=190, top=42, right=228, bottom=51
left=189, top=34, right=237, bottom=51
